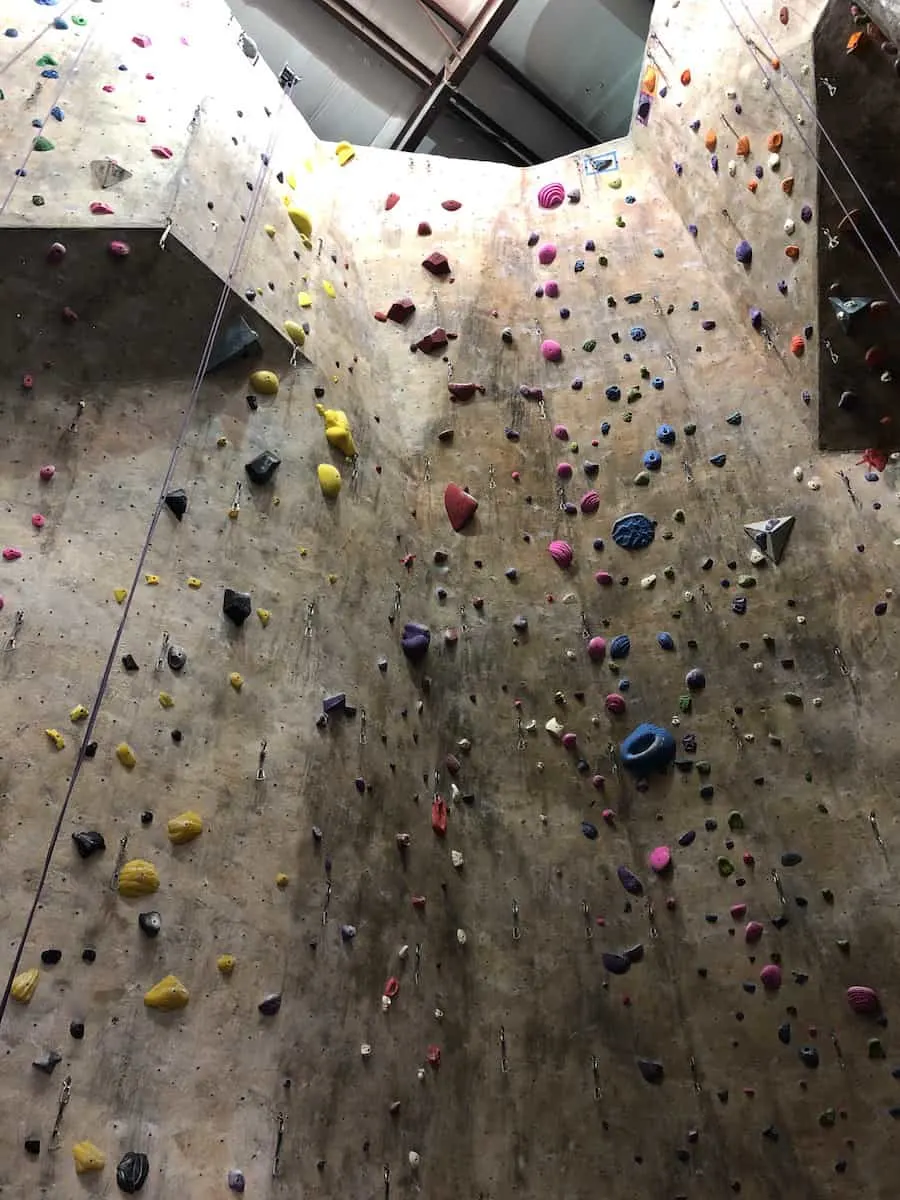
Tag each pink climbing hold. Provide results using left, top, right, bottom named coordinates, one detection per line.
left=580, top=490, right=600, bottom=514
left=595, top=570, right=613, bottom=586
left=601, top=808, right=615, bottom=824
left=556, top=462, right=573, bottom=479
left=22, top=374, right=34, bottom=391
left=39, top=465, right=56, bottom=481
left=759, top=963, right=782, bottom=990
left=90, top=202, right=114, bottom=215
left=846, top=985, right=879, bottom=1014
left=544, top=281, right=560, bottom=298
left=132, top=33, right=152, bottom=47
left=385, top=192, right=400, bottom=211
left=729, top=903, right=747, bottom=919
left=108, top=240, right=130, bottom=258
left=61, top=306, right=78, bottom=323
left=444, top=483, right=478, bottom=532
left=383, top=976, right=400, bottom=999
left=151, top=145, right=173, bottom=159
left=561, top=732, right=577, bottom=750
left=541, top=339, right=562, bottom=362
left=553, top=423, right=568, bottom=440
left=136, top=115, right=147, bottom=124
left=3, top=548, right=22, bottom=561
left=31, top=514, right=46, bottom=529
left=416, top=221, right=431, bottom=236
left=547, top=539, right=573, bottom=568
left=538, top=243, right=557, bottom=265
left=46, top=242, right=66, bottom=263
left=648, top=846, right=671, bottom=873
left=0, top=596, right=4, bottom=611
left=605, top=693, right=626, bottom=714
left=538, top=182, right=566, bottom=209
left=587, top=636, right=606, bottom=661
left=441, top=199, right=461, bottom=211
left=744, top=920, right=764, bottom=944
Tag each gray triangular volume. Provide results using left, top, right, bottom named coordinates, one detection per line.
left=205, top=317, right=261, bottom=374
left=744, top=516, right=795, bottom=564
left=90, top=159, right=132, bottom=189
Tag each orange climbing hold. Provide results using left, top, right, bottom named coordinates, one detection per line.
left=785, top=244, right=800, bottom=259
left=790, top=335, right=805, bottom=356
left=736, top=135, right=750, bottom=157
left=747, top=180, right=758, bottom=193
left=680, top=68, right=691, bottom=85
left=641, top=65, right=657, bottom=94
left=767, top=131, right=783, bottom=151
left=704, top=129, right=717, bottom=152
left=781, top=176, right=794, bottom=195
left=846, top=31, right=864, bottom=53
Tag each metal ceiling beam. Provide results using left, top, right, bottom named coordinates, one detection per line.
left=391, top=0, right=519, bottom=151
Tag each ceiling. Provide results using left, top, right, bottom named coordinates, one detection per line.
left=226, top=0, right=653, bottom=165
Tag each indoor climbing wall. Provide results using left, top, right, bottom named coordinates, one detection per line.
left=2, top=0, right=900, bottom=1198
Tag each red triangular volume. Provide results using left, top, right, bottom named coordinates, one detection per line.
left=444, top=483, right=477, bottom=531
left=431, top=795, right=448, bottom=836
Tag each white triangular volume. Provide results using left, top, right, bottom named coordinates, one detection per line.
left=743, top=516, right=795, bottom=564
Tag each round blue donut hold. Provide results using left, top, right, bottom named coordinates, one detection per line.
left=619, top=723, right=677, bottom=774
left=656, top=424, right=676, bottom=444
left=643, top=450, right=662, bottom=471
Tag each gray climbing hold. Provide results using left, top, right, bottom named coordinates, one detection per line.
left=602, top=952, right=631, bottom=975
left=223, top=588, right=253, bottom=626
left=227, top=1169, right=246, bottom=1193
left=32, top=1050, right=62, bottom=1075
left=167, top=644, right=187, bottom=671
left=138, top=911, right=162, bottom=938
left=744, top=515, right=794, bottom=564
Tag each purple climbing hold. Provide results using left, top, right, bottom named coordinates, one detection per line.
left=603, top=952, right=631, bottom=975
left=685, top=668, right=706, bottom=691
left=528, top=231, right=539, bottom=247
left=760, top=963, right=782, bottom=991
left=701, top=320, right=716, bottom=331
left=735, top=240, right=752, bottom=265
left=777, top=279, right=788, bottom=294
left=754, top=164, right=764, bottom=179
left=710, top=155, right=719, bottom=172
left=800, top=204, right=813, bottom=223
left=749, top=307, right=762, bottom=329
left=690, top=119, right=701, bottom=132
left=688, top=223, right=698, bottom=237
left=617, top=865, right=643, bottom=895
left=401, top=623, right=430, bottom=661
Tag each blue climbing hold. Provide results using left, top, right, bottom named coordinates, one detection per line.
left=610, top=634, right=631, bottom=659
left=690, top=301, right=700, bottom=311
left=585, top=239, right=595, bottom=251
left=4, top=28, right=19, bottom=37
left=656, top=424, right=676, bottom=444
left=651, top=377, right=664, bottom=390
left=50, top=105, right=64, bottom=121
left=581, top=821, right=599, bottom=840
left=732, top=596, right=747, bottom=615
left=606, top=385, right=621, bottom=401
left=630, top=327, right=646, bottom=342
left=709, top=453, right=727, bottom=467
left=657, top=632, right=675, bottom=650
left=612, top=512, right=656, bottom=550
left=618, top=678, right=630, bottom=691
left=53, top=17, right=68, bottom=27
left=600, top=422, right=610, bottom=436
left=574, top=259, right=585, bottom=272
left=642, top=450, right=662, bottom=471
left=688, top=224, right=698, bottom=237
left=617, top=865, right=643, bottom=894
left=41, top=68, right=59, bottom=78
left=592, top=538, right=604, bottom=551
left=620, top=723, right=677, bottom=774
left=31, top=118, right=42, bottom=128
left=678, top=830, right=696, bottom=847
left=625, top=195, right=636, bottom=205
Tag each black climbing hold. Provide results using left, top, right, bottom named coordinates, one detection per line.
left=116, top=1150, right=150, bottom=1194
left=602, top=952, right=631, bottom=975
left=778, top=1022, right=791, bottom=1044
left=678, top=830, right=696, bottom=847
left=122, top=653, right=139, bottom=672
left=780, top=851, right=802, bottom=867
left=40, top=948, right=62, bottom=965
left=323, top=693, right=346, bottom=714
left=72, top=830, right=106, bottom=859
left=167, top=644, right=187, bottom=671
left=171, top=729, right=183, bottom=742
left=799, top=1046, right=819, bottom=1069
left=140, top=811, right=153, bottom=825
left=762, top=1125, right=779, bottom=1142
left=624, top=943, right=644, bottom=963
left=223, top=588, right=253, bottom=626
left=82, top=947, right=97, bottom=963
left=164, top=488, right=188, bottom=520
left=245, top=449, right=281, bottom=485
left=259, top=992, right=282, bottom=1015
left=637, top=1058, right=664, bottom=1084
left=32, top=1050, right=62, bottom=1075
left=581, top=821, right=598, bottom=840
left=25, top=1137, right=40, bottom=1155
left=84, top=741, right=98, bottom=758
left=138, top=911, right=161, bottom=938
left=69, top=1020, right=85, bottom=1039
left=772, top=915, right=789, bottom=930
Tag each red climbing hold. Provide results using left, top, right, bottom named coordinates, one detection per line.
left=387, top=297, right=415, bottom=323
left=22, top=374, right=34, bottom=390
left=132, top=33, right=152, bottom=47
left=373, top=311, right=387, bottom=322
left=422, top=251, right=451, bottom=276
left=416, top=221, right=432, bottom=236
left=865, top=345, right=887, bottom=368
left=789, top=335, right=805, bottom=356
left=448, top=382, right=485, bottom=401
left=779, top=5, right=789, bottom=22
left=108, top=240, right=131, bottom=258
left=426, top=1045, right=441, bottom=1067
left=415, top=327, right=449, bottom=354
left=385, top=192, right=400, bottom=211
left=3, top=548, right=22, bottom=561
left=441, top=199, right=462, bottom=211
left=32, top=513, right=46, bottom=529
left=444, top=483, right=478, bottom=532
left=858, top=448, right=888, bottom=472
left=383, top=976, right=400, bottom=999
left=411, top=894, right=426, bottom=910
left=151, top=145, right=173, bottom=159
left=90, top=202, right=114, bottom=215
left=431, top=795, right=448, bottom=836
left=39, top=465, right=56, bottom=481
left=61, top=306, right=78, bottom=323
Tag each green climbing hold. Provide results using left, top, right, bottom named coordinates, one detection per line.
left=608, top=178, right=622, bottom=190
left=32, top=195, right=45, bottom=206
left=673, top=509, right=685, bottom=522
left=582, top=339, right=597, bottom=352
left=36, top=54, right=58, bottom=67
left=663, top=565, right=675, bottom=579
left=72, top=15, right=87, bottom=25
left=684, top=422, right=697, bottom=435
left=805, top=770, right=813, bottom=782
left=868, top=1038, right=886, bottom=1059
left=821, top=888, right=834, bottom=904
left=819, top=1108, right=836, bottom=1128
left=717, top=856, right=735, bottom=878
left=615, top=216, right=626, bottom=228
left=622, top=411, right=633, bottom=423
left=598, top=255, right=608, bottom=267
left=728, top=810, right=744, bottom=831
left=640, top=366, right=650, bottom=379
left=634, top=470, right=650, bottom=487
left=736, top=574, right=756, bottom=588
left=696, top=761, right=711, bottom=776
left=678, top=694, right=692, bottom=713
left=33, top=136, right=54, bottom=152
left=626, top=386, right=641, bottom=403
left=0, top=89, right=5, bottom=101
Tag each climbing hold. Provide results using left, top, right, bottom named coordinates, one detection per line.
left=217, top=955, right=236, bottom=974
left=422, top=251, right=451, bottom=276
left=643, top=450, right=662, bottom=471
left=73, top=830, right=106, bottom=858
left=315, top=405, right=356, bottom=457
left=709, top=453, right=727, bottom=467
left=780, top=851, right=802, bottom=867
left=541, top=339, right=562, bottom=362
left=223, top=588, right=253, bottom=626
left=685, top=668, right=706, bottom=691
left=259, top=992, right=282, bottom=1016
left=3, top=547, right=22, bottom=560
left=637, top=1058, right=664, bottom=1084
left=612, top=513, right=656, bottom=550
left=580, top=490, right=600, bottom=514
left=537, top=182, right=565, bottom=208
left=144, top=974, right=190, bottom=1011
left=618, top=865, right=643, bottom=895
left=649, top=846, right=672, bottom=872
left=287, top=207, right=312, bottom=237
left=138, top=911, right=161, bottom=938
left=248, top=369, right=279, bottom=395
left=657, top=632, right=674, bottom=650
left=73, top=1141, right=106, bottom=1174
left=744, top=516, right=794, bottom=563
left=283, top=319, right=305, bottom=346
left=444, top=483, right=478, bottom=532
left=548, top=540, right=573, bottom=568
left=227, top=1169, right=246, bottom=1192
left=620, top=724, right=676, bottom=773
left=790, top=335, right=804, bottom=356
left=704, top=129, right=717, bottom=151
left=745, top=920, right=764, bottom=943
left=785, top=244, right=800, bottom=260
left=401, top=623, right=430, bottom=661
left=334, top=140, right=355, bottom=165
left=736, top=135, right=750, bottom=157
left=630, top=326, right=646, bottom=342
left=760, top=964, right=782, bottom=991
left=781, top=176, right=794, bottom=194
left=538, top=243, right=557, bottom=264
left=847, top=985, right=880, bottom=1014
left=32, top=135, right=54, bottom=151
left=116, top=742, right=137, bottom=768
left=116, top=1151, right=150, bottom=1194
left=11, top=968, right=40, bottom=1003
left=167, top=811, right=202, bottom=844
left=317, top=463, right=342, bottom=497
left=164, top=489, right=188, bottom=520
left=603, top=953, right=631, bottom=975
left=609, top=634, right=630, bottom=659
left=32, top=1049, right=62, bottom=1075
left=605, top=693, right=626, bottom=714
left=767, top=131, right=783, bottom=151
left=118, top=860, right=160, bottom=897
left=384, top=192, right=400, bottom=210
left=735, top=239, right=752, bottom=264
left=245, top=450, right=281, bottom=485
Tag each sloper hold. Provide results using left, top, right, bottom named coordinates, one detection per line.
left=205, top=318, right=260, bottom=374
left=116, top=1151, right=150, bottom=1194
left=449, top=382, right=485, bottom=401
left=743, top=515, right=794, bottom=563
left=637, top=1058, right=664, bottom=1084
left=444, top=483, right=478, bottom=531
left=223, top=588, right=253, bottom=626
left=387, top=297, right=415, bottom=323
left=422, top=251, right=451, bottom=276
left=245, top=450, right=281, bottom=485
left=163, top=485, right=188, bottom=522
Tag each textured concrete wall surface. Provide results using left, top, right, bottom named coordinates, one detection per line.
left=1, top=1, right=900, bottom=1198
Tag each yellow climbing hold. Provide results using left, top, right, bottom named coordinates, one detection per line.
left=317, top=463, right=342, bottom=497
left=159, top=692, right=174, bottom=709
left=187, top=576, right=203, bottom=589
left=144, top=974, right=190, bottom=1012
left=335, top=140, right=355, bottom=165
left=283, top=320, right=306, bottom=347
left=69, top=705, right=89, bottom=722
left=145, top=574, right=159, bottom=586
left=11, top=967, right=39, bottom=1003
left=257, top=608, right=271, bottom=626
left=217, top=954, right=236, bottom=974
left=287, top=206, right=312, bottom=237
left=217, top=435, right=228, bottom=447
left=286, top=172, right=297, bottom=189
left=608, top=178, right=622, bottom=189
left=116, top=742, right=136, bottom=768
left=167, top=811, right=202, bottom=845
left=113, top=587, right=127, bottom=603
left=249, top=369, right=279, bottom=396
left=229, top=672, right=244, bottom=691
left=264, top=224, right=276, bottom=238
left=45, top=728, right=65, bottom=750
left=315, top=404, right=356, bottom=457
left=322, top=280, right=336, bottom=298
left=118, top=859, right=160, bottom=897
left=275, top=872, right=289, bottom=888
left=297, top=291, right=313, bottom=309
left=72, top=1141, right=106, bottom=1174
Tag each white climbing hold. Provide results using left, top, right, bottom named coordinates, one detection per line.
left=360, top=1043, right=372, bottom=1058
left=566, top=649, right=576, bottom=660
left=683, top=590, right=694, bottom=602
left=792, top=465, right=803, bottom=480
left=417, top=1067, right=426, bottom=1081
left=796, top=615, right=807, bottom=625
left=545, top=717, right=564, bottom=739
left=409, top=1151, right=421, bottom=1170
left=381, top=995, right=391, bottom=1012
left=728, top=160, right=737, bottom=177
left=784, top=219, right=795, bottom=235
left=768, top=153, right=781, bottom=168
left=808, top=478, right=821, bottom=490
left=398, top=944, right=409, bottom=960
left=640, top=574, right=657, bottom=589
left=434, top=1008, right=444, bottom=1021
left=812, top=697, right=823, bottom=706
left=726, top=87, right=737, bottom=98
left=753, top=661, right=763, bottom=671
left=456, top=928, right=467, bottom=945
left=451, top=849, right=464, bottom=869
left=671, top=715, right=681, bottom=726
